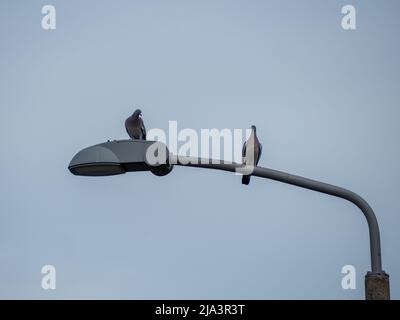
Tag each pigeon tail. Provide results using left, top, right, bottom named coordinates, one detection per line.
left=242, top=175, right=251, bottom=185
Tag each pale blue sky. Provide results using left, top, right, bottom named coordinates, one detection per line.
left=0, top=0, right=399, bottom=299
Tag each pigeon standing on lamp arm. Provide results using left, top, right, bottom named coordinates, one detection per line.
left=242, top=125, right=262, bottom=185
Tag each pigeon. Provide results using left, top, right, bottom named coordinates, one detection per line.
left=242, top=125, right=262, bottom=185
left=125, top=109, right=146, bottom=140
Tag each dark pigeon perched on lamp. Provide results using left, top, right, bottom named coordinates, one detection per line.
left=125, top=109, right=146, bottom=140
left=242, top=125, right=262, bottom=185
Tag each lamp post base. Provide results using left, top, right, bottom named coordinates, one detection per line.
left=365, top=271, right=390, bottom=300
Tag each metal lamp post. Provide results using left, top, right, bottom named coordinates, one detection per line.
left=68, top=139, right=390, bottom=300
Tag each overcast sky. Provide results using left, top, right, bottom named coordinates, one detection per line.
left=0, top=0, right=399, bottom=299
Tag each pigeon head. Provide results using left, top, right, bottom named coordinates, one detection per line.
left=132, top=109, right=142, bottom=117
left=251, top=125, right=257, bottom=132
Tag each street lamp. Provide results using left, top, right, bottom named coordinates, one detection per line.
left=68, top=139, right=173, bottom=177
left=68, top=139, right=390, bottom=300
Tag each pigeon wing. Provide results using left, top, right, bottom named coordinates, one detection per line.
left=242, top=141, right=247, bottom=158
left=139, top=117, right=146, bottom=140
left=125, top=118, right=133, bottom=139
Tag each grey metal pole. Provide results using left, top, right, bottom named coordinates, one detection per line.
left=170, top=156, right=390, bottom=299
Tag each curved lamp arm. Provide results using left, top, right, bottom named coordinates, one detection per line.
left=170, top=156, right=383, bottom=274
